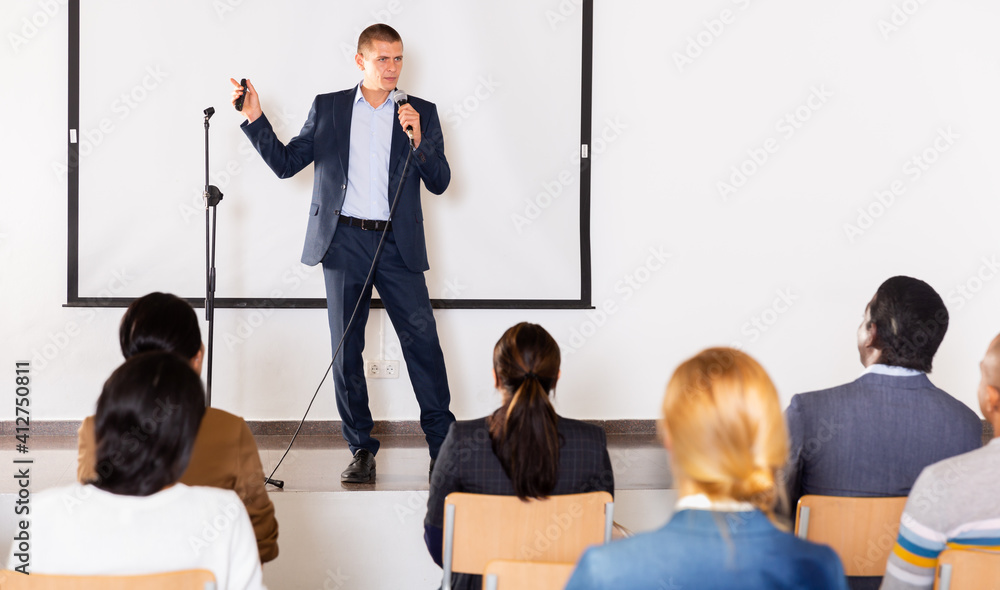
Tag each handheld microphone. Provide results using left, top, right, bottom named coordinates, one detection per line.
left=392, top=89, right=414, bottom=142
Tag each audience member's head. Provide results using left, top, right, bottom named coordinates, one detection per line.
left=858, top=276, right=948, bottom=372
left=662, top=347, right=787, bottom=516
left=979, top=333, right=1000, bottom=432
left=489, top=322, right=561, bottom=500
left=93, top=352, right=206, bottom=496
left=120, top=292, right=204, bottom=373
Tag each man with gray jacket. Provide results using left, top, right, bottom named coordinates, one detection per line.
left=783, top=276, right=982, bottom=590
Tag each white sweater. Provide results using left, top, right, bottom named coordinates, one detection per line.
left=6, top=483, right=265, bottom=589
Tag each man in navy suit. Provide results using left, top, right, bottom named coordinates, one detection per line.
left=783, top=276, right=981, bottom=590
left=231, top=24, right=455, bottom=483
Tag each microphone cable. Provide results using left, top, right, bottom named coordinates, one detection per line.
left=264, top=142, right=415, bottom=489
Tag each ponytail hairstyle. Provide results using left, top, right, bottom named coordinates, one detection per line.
left=662, top=348, right=788, bottom=517
left=488, top=322, right=561, bottom=500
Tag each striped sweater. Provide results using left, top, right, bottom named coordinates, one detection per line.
left=881, top=438, right=999, bottom=589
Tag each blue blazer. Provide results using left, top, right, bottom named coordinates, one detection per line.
left=565, top=509, right=849, bottom=590
left=783, top=372, right=982, bottom=514
left=241, top=86, right=450, bottom=272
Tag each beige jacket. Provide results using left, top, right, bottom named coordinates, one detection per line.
left=77, top=407, right=279, bottom=563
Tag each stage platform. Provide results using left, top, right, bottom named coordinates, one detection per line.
left=0, top=433, right=677, bottom=588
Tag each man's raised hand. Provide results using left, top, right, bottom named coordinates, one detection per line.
left=230, top=77, right=262, bottom=123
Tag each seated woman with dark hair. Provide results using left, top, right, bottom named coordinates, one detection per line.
left=76, top=292, right=278, bottom=563
left=424, top=322, right=614, bottom=590
left=565, top=348, right=848, bottom=590
left=9, top=353, right=264, bottom=588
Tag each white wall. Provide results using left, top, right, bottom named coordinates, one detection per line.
left=3, top=0, right=1000, bottom=425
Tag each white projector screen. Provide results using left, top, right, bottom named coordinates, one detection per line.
left=70, top=0, right=589, bottom=307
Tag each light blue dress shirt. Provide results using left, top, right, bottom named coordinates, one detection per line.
left=342, top=84, right=393, bottom=220
left=863, top=363, right=924, bottom=377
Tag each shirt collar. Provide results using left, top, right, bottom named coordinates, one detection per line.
left=354, top=84, right=392, bottom=109
left=863, top=364, right=924, bottom=377
left=676, top=493, right=756, bottom=512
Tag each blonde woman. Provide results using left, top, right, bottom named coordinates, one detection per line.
left=566, top=348, right=848, bottom=589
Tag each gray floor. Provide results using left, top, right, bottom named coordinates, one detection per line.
left=257, top=433, right=672, bottom=492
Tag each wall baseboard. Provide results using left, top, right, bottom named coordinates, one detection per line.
left=0, top=419, right=659, bottom=437
left=8, top=420, right=991, bottom=444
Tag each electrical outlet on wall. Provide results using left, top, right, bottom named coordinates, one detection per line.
left=365, top=360, right=400, bottom=379
left=383, top=360, right=400, bottom=378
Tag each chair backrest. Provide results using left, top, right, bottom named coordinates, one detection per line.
left=482, top=560, right=576, bottom=590
left=794, top=495, right=907, bottom=577
left=0, top=569, right=216, bottom=590
left=934, top=548, right=1000, bottom=590
left=441, top=491, right=613, bottom=590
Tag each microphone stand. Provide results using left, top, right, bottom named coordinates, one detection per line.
left=203, top=107, right=223, bottom=407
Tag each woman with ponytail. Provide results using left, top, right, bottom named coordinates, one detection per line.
left=424, top=323, right=613, bottom=590
left=565, top=347, right=849, bottom=590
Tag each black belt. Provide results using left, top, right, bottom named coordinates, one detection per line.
left=338, top=216, right=391, bottom=231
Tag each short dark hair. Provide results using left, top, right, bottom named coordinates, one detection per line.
left=357, top=23, right=402, bottom=55
left=93, top=352, right=206, bottom=496
left=119, top=292, right=201, bottom=361
left=868, top=276, right=948, bottom=372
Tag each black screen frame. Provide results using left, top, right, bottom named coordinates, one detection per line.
left=65, top=0, right=593, bottom=311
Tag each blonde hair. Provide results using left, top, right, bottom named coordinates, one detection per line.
left=662, top=347, right=788, bottom=515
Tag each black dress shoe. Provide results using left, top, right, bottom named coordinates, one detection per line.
left=429, top=457, right=436, bottom=483
left=341, top=449, right=376, bottom=483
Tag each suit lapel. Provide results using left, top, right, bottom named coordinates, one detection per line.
left=335, top=86, right=356, bottom=175
left=388, top=100, right=409, bottom=208
left=390, top=100, right=407, bottom=160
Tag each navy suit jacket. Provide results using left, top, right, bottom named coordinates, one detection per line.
left=241, top=86, right=449, bottom=272
left=783, top=372, right=982, bottom=515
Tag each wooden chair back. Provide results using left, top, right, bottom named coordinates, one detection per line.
left=794, top=495, right=907, bottom=577
left=934, top=548, right=1000, bottom=590
left=441, top=491, right=613, bottom=590
left=0, top=569, right=216, bottom=589
left=482, top=560, right=575, bottom=590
